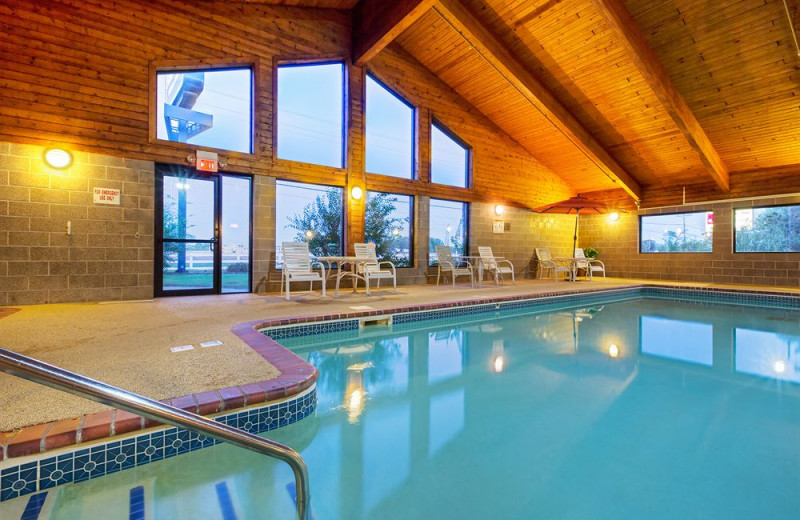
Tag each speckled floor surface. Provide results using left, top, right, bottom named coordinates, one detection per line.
left=2, top=276, right=799, bottom=431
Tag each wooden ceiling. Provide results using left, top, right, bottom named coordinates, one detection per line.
left=350, top=0, right=800, bottom=205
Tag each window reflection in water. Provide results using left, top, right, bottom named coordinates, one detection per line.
left=735, top=328, right=800, bottom=382
left=640, top=316, right=713, bottom=366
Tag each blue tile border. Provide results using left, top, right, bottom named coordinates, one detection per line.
left=261, top=286, right=800, bottom=342
left=0, top=389, right=316, bottom=503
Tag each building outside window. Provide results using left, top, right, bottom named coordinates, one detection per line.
left=429, top=198, right=468, bottom=265
left=365, top=74, right=415, bottom=179
left=365, top=191, right=413, bottom=267
left=275, top=180, right=343, bottom=266
left=734, top=205, right=800, bottom=252
left=640, top=211, right=713, bottom=253
left=276, top=62, right=345, bottom=168
left=431, top=121, right=469, bottom=188
left=156, top=67, right=253, bottom=154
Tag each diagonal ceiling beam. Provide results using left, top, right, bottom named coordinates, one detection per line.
left=434, top=0, right=642, bottom=201
left=352, top=0, right=438, bottom=66
left=591, top=0, right=730, bottom=192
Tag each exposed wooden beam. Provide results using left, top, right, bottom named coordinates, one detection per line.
left=433, top=0, right=642, bottom=201
left=352, top=0, right=437, bottom=66
left=591, top=0, right=730, bottom=193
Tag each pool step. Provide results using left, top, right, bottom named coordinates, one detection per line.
left=0, top=477, right=303, bottom=519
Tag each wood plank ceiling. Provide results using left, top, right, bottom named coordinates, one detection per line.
left=383, top=0, right=800, bottom=204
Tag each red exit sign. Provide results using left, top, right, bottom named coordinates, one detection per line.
left=196, top=150, right=218, bottom=172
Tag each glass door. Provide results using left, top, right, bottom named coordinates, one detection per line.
left=155, top=166, right=252, bottom=296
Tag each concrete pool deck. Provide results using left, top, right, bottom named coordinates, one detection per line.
left=2, top=276, right=800, bottom=459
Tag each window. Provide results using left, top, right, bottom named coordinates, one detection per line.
left=429, top=198, right=468, bottom=265
left=156, top=67, right=253, bottom=154
left=734, top=205, right=800, bottom=252
left=275, top=180, right=343, bottom=266
left=276, top=62, right=345, bottom=168
left=431, top=121, right=469, bottom=188
left=365, top=75, right=414, bottom=178
left=365, top=191, right=413, bottom=267
left=640, top=211, right=713, bottom=253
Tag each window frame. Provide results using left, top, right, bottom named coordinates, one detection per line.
left=364, top=190, right=415, bottom=268
left=274, top=179, right=345, bottom=266
left=150, top=60, right=257, bottom=156
left=273, top=58, right=348, bottom=171
left=430, top=118, right=472, bottom=189
left=364, top=72, right=417, bottom=180
left=428, top=198, right=470, bottom=266
left=639, top=210, right=714, bottom=254
left=733, top=203, right=800, bottom=253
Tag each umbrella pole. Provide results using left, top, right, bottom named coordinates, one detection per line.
left=572, top=212, right=579, bottom=256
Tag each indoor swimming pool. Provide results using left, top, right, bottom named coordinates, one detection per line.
left=4, top=290, right=800, bottom=519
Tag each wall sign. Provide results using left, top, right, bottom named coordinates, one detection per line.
left=93, top=187, right=121, bottom=205
left=493, top=219, right=505, bottom=234
left=196, top=150, right=219, bottom=172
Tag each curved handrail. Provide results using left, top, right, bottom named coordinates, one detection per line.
left=0, top=347, right=310, bottom=520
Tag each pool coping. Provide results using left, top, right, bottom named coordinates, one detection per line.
left=4, top=281, right=800, bottom=462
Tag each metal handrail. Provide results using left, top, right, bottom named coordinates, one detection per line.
left=0, top=347, right=310, bottom=520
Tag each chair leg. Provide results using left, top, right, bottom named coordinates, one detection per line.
left=365, top=275, right=371, bottom=296
left=392, top=276, right=397, bottom=293
left=285, top=277, right=291, bottom=301
left=321, top=277, right=326, bottom=298
left=436, top=268, right=441, bottom=286
left=511, top=270, right=515, bottom=284
left=452, top=270, right=456, bottom=287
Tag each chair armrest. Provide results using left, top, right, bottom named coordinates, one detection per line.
left=377, top=261, right=396, bottom=274
left=588, top=259, right=605, bottom=268
left=438, top=260, right=454, bottom=270
left=311, top=261, right=326, bottom=278
left=496, top=259, right=514, bottom=269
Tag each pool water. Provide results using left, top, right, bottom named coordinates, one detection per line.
left=6, top=295, right=800, bottom=519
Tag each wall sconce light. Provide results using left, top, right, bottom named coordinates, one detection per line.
left=186, top=153, right=196, bottom=164
left=305, top=230, right=315, bottom=239
left=351, top=186, right=363, bottom=200
left=608, top=344, right=620, bottom=358
left=494, top=204, right=505, bottom=216
left=218, top=157, right=228, bottom=169
left=608, top=212, right=620, bottom=222
left=43, top=148, right=73, bottom=169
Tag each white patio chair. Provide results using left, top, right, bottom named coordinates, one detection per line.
left=435, top=245, right=474, bottom=287
left=574, top=248, right=605, bottom=280
left=354, top=242, right=397, bottom=295
left=478, top=246, right=515, bottom=285
left=535, top=247, right=572, bottom=281
left=280, top=241, right=326, bottom=300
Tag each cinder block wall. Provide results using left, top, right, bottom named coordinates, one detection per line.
left=579, top=195, right=800, bottom=286
left=0, top=141, right=155, bottom=305
left=468, top=203, right=576, bottom=279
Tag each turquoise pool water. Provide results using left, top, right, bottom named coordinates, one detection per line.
left=6, top=294, right=800, bottom=519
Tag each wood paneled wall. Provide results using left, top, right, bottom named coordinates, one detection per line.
left=0, top=0, right=576, bottom=302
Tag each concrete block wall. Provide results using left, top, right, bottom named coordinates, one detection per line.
left=0, top=141, right=155, bottom=305
left=579, top=195, right=800, bottom=286
left=468, top=203, right=577, bottom=279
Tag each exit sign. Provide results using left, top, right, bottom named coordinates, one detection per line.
left=196, top=150, right=218, bottom=172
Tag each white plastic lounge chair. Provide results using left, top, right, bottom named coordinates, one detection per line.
left=435, top=245, right=474, bottom=287
left=354, top=242, right=397, bottom=295
left=535, top=248, right=572, bottom=281
left=478, top=246, right=515, bottom=285
left=574, top=248, right=605, bottom=280
left=280, top=241, right=326, bottom=300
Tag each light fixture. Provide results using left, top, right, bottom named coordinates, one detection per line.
left=186, top=153, right=196, bottom=164
left=391, top=228, right=400, bottom=236
left=351, top=186, right=363, bottom=200
left=774, top=360, right=786, bottom=373
left=43, top=148, right=73, bottom=169
left=305, top=230, right=315, bottom=239
left=446, top=224, right=452, bottom=233
left=218, top=157, right=228, bottom=169
left=608, top=212, right=620, bottom=222
left=608, top=344, right=620, bottom=358
left=495, top=204, right=505, bottom=216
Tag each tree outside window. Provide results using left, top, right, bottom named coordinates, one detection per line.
left=365, top=192, right=413, bottom=267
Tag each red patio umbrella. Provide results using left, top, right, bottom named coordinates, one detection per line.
left=534, top=195, right=620, bottom=256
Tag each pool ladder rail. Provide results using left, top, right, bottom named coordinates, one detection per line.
left=0, top=347, right=311, bottom=520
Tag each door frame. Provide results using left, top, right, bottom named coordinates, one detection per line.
left=154, top=165, right=254, bottom=297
